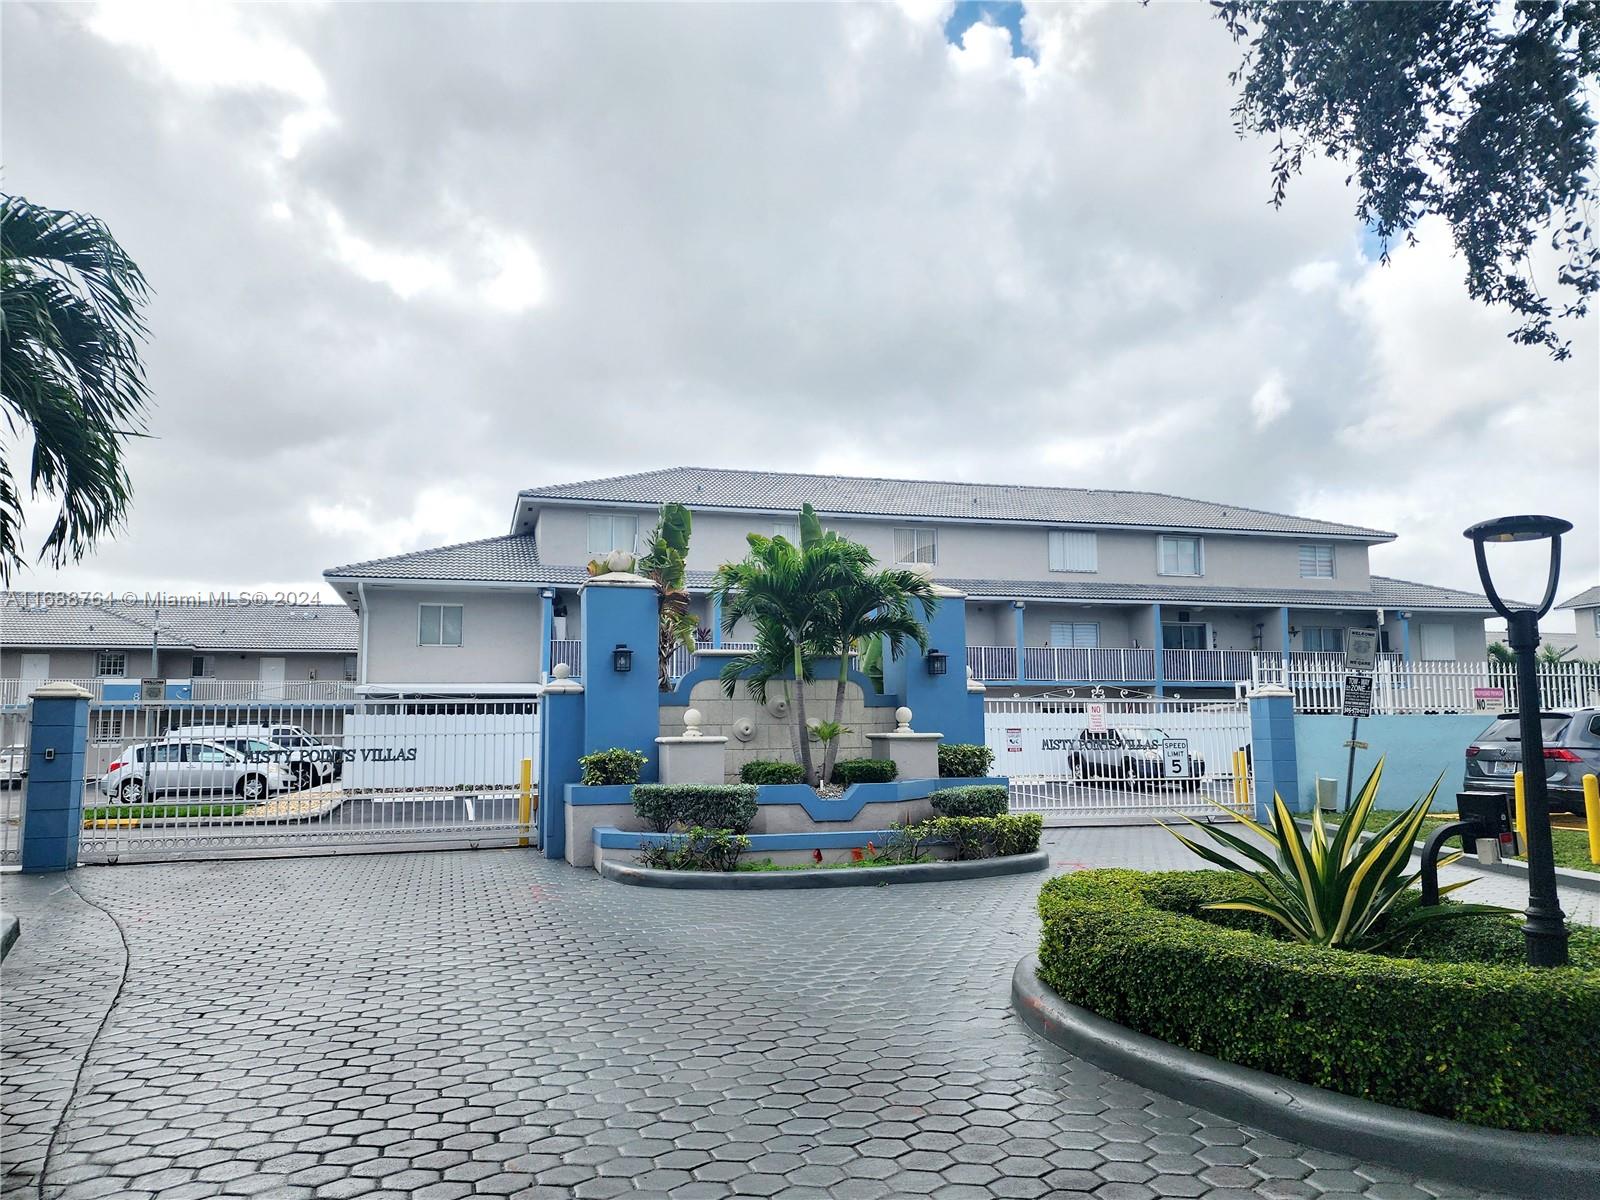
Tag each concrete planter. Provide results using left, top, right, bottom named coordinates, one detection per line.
left=602, top=849, right=1048, bottom=890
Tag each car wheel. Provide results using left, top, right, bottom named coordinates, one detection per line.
left=293, top=763, right=315, bottom=790
left=237, top=774, right=268, bottom=802
left=119, top=778, right=146, bottom=803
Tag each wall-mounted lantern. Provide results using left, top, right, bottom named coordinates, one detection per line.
left=926, top=649, right=948, bottom=677
left=612, top=644, right=633, bottom=674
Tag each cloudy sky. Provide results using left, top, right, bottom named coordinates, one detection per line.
left=4, top=1, right=1596, bottom=623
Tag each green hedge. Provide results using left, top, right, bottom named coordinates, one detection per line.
left=580, top=748, right=647, bottom=785
left=938, top=743, right=994, bottom=778
left=908, top=814, right=1042, bottom=859
left=830, top=758, right=897, bottom=786
left=631, top=784, right=759, bottom=833
left=930, top=785, right=1008, bottom=818
left=1036, top=870, right=1600, bottom=1135
left=739, top=760, right=806, bottom=785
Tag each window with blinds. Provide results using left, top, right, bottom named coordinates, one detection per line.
left=1048, top=530, right=1097, bottom=573
left=893, top=527, right=937, bottom=565
left=1049, top=622, right=1099, bottom=648
left=1299, top=544, right=1335, bottom=579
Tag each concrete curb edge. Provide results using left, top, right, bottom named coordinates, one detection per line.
left=599, top=850, right=1050, bottom=890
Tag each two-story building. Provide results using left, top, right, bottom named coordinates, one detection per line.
left=324, top=466, right=1498, bottom=696
left=1558, top=586, right=1600, bottom=661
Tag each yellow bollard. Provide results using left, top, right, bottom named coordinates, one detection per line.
left=1584, top=773, right=1600, bottom=866
left=518, top=757, right=534, bottom=847
left=1231, top=750, right=1249, bottom=808
left=1514, top=770, right=1527, bottom=853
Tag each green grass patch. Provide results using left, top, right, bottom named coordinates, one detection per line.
left=1322, top=807, right=1599, bottom=874
left=83, top=803, right=252, bottom=822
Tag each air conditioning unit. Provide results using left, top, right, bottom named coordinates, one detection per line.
left=1315, top=777, right=1340, bottom=812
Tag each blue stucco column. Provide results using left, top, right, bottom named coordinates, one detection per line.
left=1248, top=684, right=1302, bottom=820
left=711, top=592, right=723, bottom=649
left=579, top=572, right=662, bottom=780
left=538, top=668, right=584, bottom=859
left=20, top=681, right=91, bottom=873
left=1012, top=601, right=1026, bottom=683
left=539, top=588, right=556, bottom=680
left=897, top=585, right=983, bottom=746
left=1399, top=612, right=1412, bottom=661
left=1278, top=605, right=1292, bottom=663
left=1150, top=602, right=1165, bottom=697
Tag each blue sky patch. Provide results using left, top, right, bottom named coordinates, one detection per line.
left=944, top=1, right=1035, bottom=63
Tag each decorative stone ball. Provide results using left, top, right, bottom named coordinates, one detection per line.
left=683, top=708, right=704, bottom=738
left=894, top=706, right=914, bottom=733
left=732, top=717, right=756, bottom=743
left=552, top=663, right=571, bottom=680
left=605, top=549, right=636, bottom=573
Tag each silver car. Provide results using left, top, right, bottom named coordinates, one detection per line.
left=166, top=723, right=340, bottom=787
left=1464, top=709, right=1600, bottom=815
left=100, top=739, right=290, bottom=803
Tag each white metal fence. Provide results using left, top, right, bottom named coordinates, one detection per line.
left=0, top=706, right=29, bottom=867
left=76, top=697, right=539, bottom=863
left=1251, top=658, right=1600, bottom=715
left=985, top=696, right=1253, bottom=824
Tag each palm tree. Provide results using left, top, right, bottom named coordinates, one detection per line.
left=638, top=503, right=695, bottom=690
left=1, top=195, right=152, bottom=582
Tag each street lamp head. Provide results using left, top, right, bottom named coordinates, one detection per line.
left=1464, top=513, right=1571, bottom=620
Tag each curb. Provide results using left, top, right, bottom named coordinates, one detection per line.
left=600, top=850, right=1050, bottom=890
left=1010, top=955, right=1600, bottom=1200
left=0, top=910, right=18, bottom=960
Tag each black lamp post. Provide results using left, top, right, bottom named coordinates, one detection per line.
left=1464, top=514, right=1572, bottom=968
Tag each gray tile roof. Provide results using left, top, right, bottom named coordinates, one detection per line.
left=1, top=594, right=357, bottom=652
left=1558, top=585, right=1600, bottom=610
left=928, top=574, right=1496, bottom=612
left=324, top=535, right=543, bottom=582
left=520, top=467, right=1395, bottom=540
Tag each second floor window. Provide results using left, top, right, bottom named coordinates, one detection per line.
left=1593, top=609, right=1600, bottom=637
left=95, top=650, right=127, bottom=677
left=894, top=527, right=937, bottom=565
left=771, top=520, right=800, bottom=542
left=587, top=513, right=639, bottom=555
left=1158, top=535, right=1203, bottom=576
left=419, top=603, right=464, bottom=647
left=1299, top=544, right=1335, bottom=579
left=343, top=655, right=359, bottom=682
left=1048, top=530, right=1097, bottom=573
left=1302, top=626, right=1345, bottom=653
left=190, top=655, right=214, bottom=678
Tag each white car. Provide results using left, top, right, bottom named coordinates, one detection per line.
left=0, top=745, right=26, bottom=789
left=164, top=723, right=340, bottom=788
left=99, top=739, right=291, bottom=803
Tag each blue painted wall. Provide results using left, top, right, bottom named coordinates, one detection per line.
left=580, top=580, right=661, bottom=780
left=22, top=692, right=90, bottom=872
left=1294, top=713, right=1491, bottom=812
left=892, top=592, right=984, bottom=745
left=538, top=688, right=585, bottom=859
left=1248, top=690, right=1301, bottom=818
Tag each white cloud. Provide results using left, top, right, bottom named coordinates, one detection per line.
left=1250, top=373, right=1291, bottom=429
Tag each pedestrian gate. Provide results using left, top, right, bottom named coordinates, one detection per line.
left=985, top=696, right=1253, bottom=823
left=75, top=697, right=540, bottom=863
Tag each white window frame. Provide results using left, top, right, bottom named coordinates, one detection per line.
left=342, top=655, right=359, bottom=682
left=1161, top=622, right=1209, bottom=651
left=1593, top=609, right=1600, bottom=638
left=1298, top=544, right=1336, bottom=579
left=95, top=650, right=128, bottom=678
left=1157, top=535, right=1204, bottom=577
left=1048, top=530, right=1098, bottom=573
left=893, top=527, right=938, bottom=566
left=1048, top=621, right=1100, bottom=649
left=418, top=603, right=464, bottom=647
left=771, top=520, right=800, bottom=542
left=93, top=710, right=125, bottom=744
left=1302, top=626, right=1345, bottom=653
left=190, top=655, right=215, bottom=678
left=586, top=513, right=640, bottom=556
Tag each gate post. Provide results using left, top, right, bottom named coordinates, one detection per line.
left=1247, top=684, right=1300, bottom=822
left=884, top=586, right=983, bottom=746
left=21, top=682, right=92, bottom=873
left=579, top=572, right=661, bottom=779
left=538, top=666, right=585, bottom=859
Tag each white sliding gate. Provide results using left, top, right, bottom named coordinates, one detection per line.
left=986, top=696, right=1253, bottom=824
left=76, top=696, right=540, bottom=863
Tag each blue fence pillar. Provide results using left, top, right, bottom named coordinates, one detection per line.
left=21, top=682, right=91, bottom=873
left=711, top=592, right=724, bottom=649
left=1012, top=601, right=1026, bottom=682
left=897, top=586, right=983, bottom=746
left=539, top=588, right=556, bottom=679
left=1248, top=684, right=1301, bottom=821
left=538, top=668, right=585, bottom=859
left=579, top=572, right=662, bottom=780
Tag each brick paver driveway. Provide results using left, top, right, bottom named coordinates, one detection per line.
left=2, top=830, right=1518, bottom=1200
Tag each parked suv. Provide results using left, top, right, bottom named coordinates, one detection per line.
left=1069, top=727, right=1205, bottom=787
left=1464, top=709, right=1600, bottom=815
left=99, top=739, right=291, bottom=803
left=164, top=723, right=340, bottom=788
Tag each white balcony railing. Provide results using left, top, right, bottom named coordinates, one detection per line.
left=968, top=646, right=1251, bottom=684
left=0, top=677, right=356, bottom=706
left=1251, top=656, right=1600, bottom=715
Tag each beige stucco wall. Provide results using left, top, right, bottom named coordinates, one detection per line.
left=534, top=507, right=1373, bottom=593
left=1570, top=608, right=1600, bottom=660
left=361, top=586, right=540, bottom=685
left=660, top=674, right=899, bottom=780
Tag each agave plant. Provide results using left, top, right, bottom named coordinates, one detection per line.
left=1160, top=759, right=1508, bottom=951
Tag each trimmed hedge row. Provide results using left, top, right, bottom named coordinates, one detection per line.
left=830, top=758, right=897, bottom=786
left=912, top=814, right=1041, bottom=859
left=930, top=785, right=1008, bottom=818
left=1037, top=870, right=1600, bottom=1136
left=938, top=743, right=994, bottom=778
left=579, top=748, right=647, bottom=785
left=739, top=760, right=807, bottom=785
left=632, top=784, right=759, bottom=833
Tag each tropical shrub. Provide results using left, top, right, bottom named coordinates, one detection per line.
left=909, top=813, right=1042, bottom=859
left=938, top=743, right=994, bottom=779
left=638, top=503, right=695, bottom=690
left=630, top=784, right=759, bottom=833
left=931, top=785, right=1008, bottom=818
left=829, top=758, right=897, bottom=786
left=1160, top=759, right=1505, bottom=951
left=636, top=827, right=750, bottom=872
left=1037, top=869, right=1600, bottom=1135
left=739, top=760, right=806, bottom=785
left=579, top=748, right=647, bottom=786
